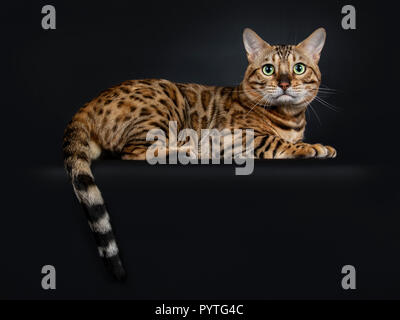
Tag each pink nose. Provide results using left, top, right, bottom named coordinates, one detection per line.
left=279, top=82, right=290, bottom=90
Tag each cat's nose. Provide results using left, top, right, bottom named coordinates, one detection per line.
left=279, top=81, right=290, bottom=91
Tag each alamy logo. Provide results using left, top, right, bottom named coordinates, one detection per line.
left=341, top=265, right=356, bottom=290
left=41, top=5, right=56, bottom=30
left=41, top=265, right=56, bottom=290
left=146, top=121, right=255, bottom=175
left=341, top=5, right=356, bottom=30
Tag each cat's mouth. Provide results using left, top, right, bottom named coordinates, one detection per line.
left=272, top=92, right=305, bottom=106
left=276, top=93, right=294, bottom=100
left=268, top=89, right=305, bottom=106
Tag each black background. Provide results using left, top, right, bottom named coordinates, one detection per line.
left=1, top=0, right=399, bottom=299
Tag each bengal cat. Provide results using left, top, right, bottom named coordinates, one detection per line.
left=63, top=28, right=336, bottom=280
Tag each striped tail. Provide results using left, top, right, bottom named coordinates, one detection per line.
left=63, top=120, right=126, bottom=281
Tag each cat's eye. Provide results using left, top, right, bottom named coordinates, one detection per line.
left=262, top=64, right=275, bottom=76
left=293, top=63, right=306, bottom=75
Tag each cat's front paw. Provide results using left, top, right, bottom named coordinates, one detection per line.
left=309, top=143, right=337, bottom=159
left=324, top=145, right=337, bottom=158
left=292, top=143, right=336, bottom=159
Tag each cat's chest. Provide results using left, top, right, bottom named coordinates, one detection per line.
left=251, top=120, right=304, bottom=143
left=226, top=108, right=304, bottom=143
left=273, top=126, right=304, bottom=143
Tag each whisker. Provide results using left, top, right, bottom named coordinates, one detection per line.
left=314, top=95, right=341, bottom=112
left=309, top=88, right=337, bottom=95
left=245, top=94, right=266, bottom=116
left=308, top=103, right=322, bottom=125
left=319, top=84, right=337, bottom=91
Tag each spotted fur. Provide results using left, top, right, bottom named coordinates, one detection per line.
left=63, top=28, right=336, bottom=280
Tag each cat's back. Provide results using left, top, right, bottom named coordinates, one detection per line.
left=68, top=79, right=231, bottom=150
left=73, top=79, right=184, bottom=126
left=80, top=78, right=223, bottom=116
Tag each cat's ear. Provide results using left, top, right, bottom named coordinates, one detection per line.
left=243, top=28, right=271, bottom=62
left=296, top=28, right=326, bottom=63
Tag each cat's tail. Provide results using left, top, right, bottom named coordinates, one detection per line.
left=62, top=119, right=126, bottom=281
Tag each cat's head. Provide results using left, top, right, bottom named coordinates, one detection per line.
left=241, top=28, right=326, bottom=111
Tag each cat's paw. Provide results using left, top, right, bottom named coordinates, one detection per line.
left=324, top=145, right=337, bottom=158
left=310, top=144, right=337, bottom=159
left=291, top=143, right=336, bottom=159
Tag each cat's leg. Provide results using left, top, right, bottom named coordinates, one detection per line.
left=121, top=139, right=185, bottom=161
left=121, top=135, right=336, bottom=160
left=253, top=135, right=336, bottom=159
left=120, top=141, right=152, bottom=160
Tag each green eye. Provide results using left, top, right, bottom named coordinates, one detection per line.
left=262, top=64, right=275, bottom=76
left=294, top=63, right=306, bottom=75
